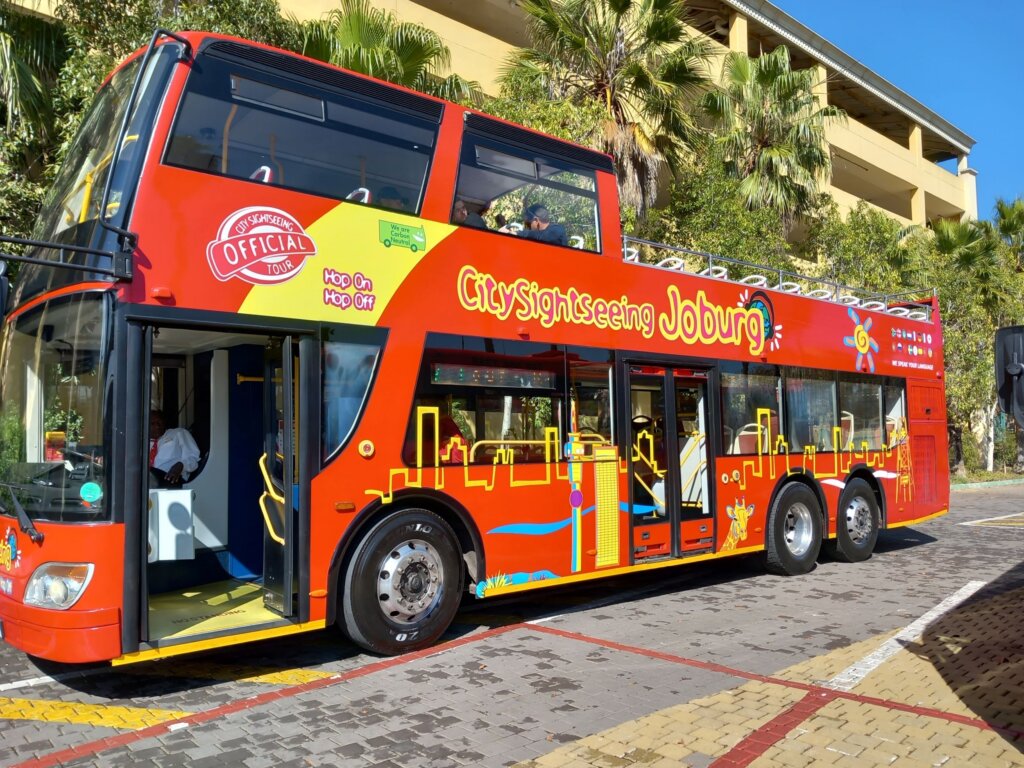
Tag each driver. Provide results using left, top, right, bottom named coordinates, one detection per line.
left=149, top=410, right=200, bottom=487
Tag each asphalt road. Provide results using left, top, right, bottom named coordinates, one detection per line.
left=1, top=484, right=1022, bottom=768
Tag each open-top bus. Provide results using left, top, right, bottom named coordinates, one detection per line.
left=0, top=30, right=948, bottom=664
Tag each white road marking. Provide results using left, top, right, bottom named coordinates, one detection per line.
left=0, top=667, right=106, bottom=692
left=822, top=580, right=986, bottom=692
left=960, top=512, right=1024, bottom=527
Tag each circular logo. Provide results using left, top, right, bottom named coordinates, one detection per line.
left=80, top=482, right=103, bottom=503
left=207, top=207, right=318, bottom=286
left=745, top=291, right=776, bottom=341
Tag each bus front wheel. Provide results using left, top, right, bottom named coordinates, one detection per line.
left=764, top=483, right=822, bottom=576
left=341, top=508, right=463, bottom=655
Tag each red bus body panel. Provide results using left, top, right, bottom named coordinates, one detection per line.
left=0, top=521, right=124, bottom=662
left=0, top=32, right=949, bottom=661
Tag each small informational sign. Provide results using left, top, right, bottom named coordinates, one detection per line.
left=378, top=220, right=427, bottom=252
left=44, top=431, right=66, bottom=461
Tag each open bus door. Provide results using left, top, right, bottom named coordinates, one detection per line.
left=141, top=322, right=308, bottom=651
left=260, top=338, right=295, bottom=616
left=624, top=361, right=714, bottom=562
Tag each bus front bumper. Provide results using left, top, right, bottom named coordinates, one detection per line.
left=0, top=596, right=121, bottom=663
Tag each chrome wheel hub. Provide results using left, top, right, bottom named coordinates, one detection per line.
left=376, top=539, right=443, bottom=624
left=784, top=502, right=814, bottom=557
left=845, top=496, right=873, bottom=544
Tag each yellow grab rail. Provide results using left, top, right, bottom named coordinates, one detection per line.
left=257, top=452, right=286, bottom=545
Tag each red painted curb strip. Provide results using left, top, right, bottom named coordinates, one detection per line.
left=709, top=691, right=835, bottom=767
left=526, top=624, right=1024, bottom=739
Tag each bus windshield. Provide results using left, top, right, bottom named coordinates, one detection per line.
left=31, top=43, right=178, bottom=252
left=0, top=293, right=111, bottom=522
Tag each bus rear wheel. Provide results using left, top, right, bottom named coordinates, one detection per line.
left=341, top=509, right=463, bottom=656
left=824, top=478, right=879, bottom=563
left=764, top=483, right=822, bottom=576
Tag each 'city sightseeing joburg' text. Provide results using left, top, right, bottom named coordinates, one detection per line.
left=457, top=266, right=765, bottom=355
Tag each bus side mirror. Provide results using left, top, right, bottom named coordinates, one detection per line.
left=995, top=325, right=1024, bottom=428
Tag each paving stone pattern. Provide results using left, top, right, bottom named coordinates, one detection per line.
left=0, top=484, right=1022, bottom=767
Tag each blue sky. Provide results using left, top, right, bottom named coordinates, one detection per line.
left=770, top=0, right=1022, bottom=221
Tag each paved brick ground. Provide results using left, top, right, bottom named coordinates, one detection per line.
left=0, top=484, right=1022, bottom=767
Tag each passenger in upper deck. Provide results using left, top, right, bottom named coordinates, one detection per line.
left=452, top=199, right=488, bottom=229
left=377, top=186, right=408, bottom=211
left=518, top=204, right=568, bottom=246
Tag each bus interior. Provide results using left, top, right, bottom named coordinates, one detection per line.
left=144, top=325, right=296, bottom=644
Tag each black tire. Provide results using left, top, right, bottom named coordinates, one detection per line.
left=341, top=509, right=463, bottom=655
left=824, top=478, right=880, bottom=563
left=764, top=483, right=823, bottom=575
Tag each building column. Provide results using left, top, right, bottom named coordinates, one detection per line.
left=811, top=64, right=828, bottom=106
left=728, top=12, right=748, bottom=54
left=958, top=155, right=979, bottom=220
left=910, top=186, right=926, bottom=225
left=908, top=124, right=923, bottom=161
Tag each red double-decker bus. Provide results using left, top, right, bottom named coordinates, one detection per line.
left=0, top=30, right=948, bottom=664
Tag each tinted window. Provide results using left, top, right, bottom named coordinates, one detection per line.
left=323, top=340, right=380, bottom=460
left=720, top=363, right=781, bottom=455
left=784, top=367, right=837, bottom=452
left=452, top=134, right=600, bottom=251
left=166, top=56, right=438, bottom=213
left=839, top=374, right=884, bottom=451
left=406, top=334, right=566, bottom=465
left=568, top=347, right=614, bottom=444
left=883, top=381, right=906, bottom=446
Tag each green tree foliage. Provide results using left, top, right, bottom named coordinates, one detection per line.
left=0, top=2, right=67, bottom=159
left=995, top=197, right=1024, bottom=270
left=702, top=45, right=844, bottom=230
left=482, top=68, right=604, bottom=146
left=902, top=218, right=1024, bottom=474
left=802, top=199, right=909, bottom=293
left=993, top=197, right=1024, bottom=469
left=0, top=0, right=291, bottom=242
left=638, top=148, right=791, bottom=271
left=0, top=3, right=65, bottom=252
left=291, top=0, right=477, bottom=102
left=53, top=0, right=295, bottom=149
left=506, top=0, right=711, bottom=218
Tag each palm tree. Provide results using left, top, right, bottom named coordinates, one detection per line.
left=702, top=45, right=844, bottom=230
left=995, top=197, right=1024, bottom=271
left=291, top=0, right=478, bottom=103
left=931, top=218, right=1009, bottom=315
left=506, top=0, right=712, bottom=217
left=0, top=3, right=66, bottom=154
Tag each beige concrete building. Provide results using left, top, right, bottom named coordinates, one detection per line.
left=283, top=0, right=978, bottom=227
left=13, top=0, right=978, bottom=225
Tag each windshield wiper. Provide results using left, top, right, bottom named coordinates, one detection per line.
left=0, top=484, right=44, bottom=544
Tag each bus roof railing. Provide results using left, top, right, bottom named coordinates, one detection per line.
left=622, top=236, right=936, bottom=323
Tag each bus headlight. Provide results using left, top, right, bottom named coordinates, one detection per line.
left=23, top=563, right=95, bottom=610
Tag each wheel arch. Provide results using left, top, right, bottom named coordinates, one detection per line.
left=767, top=470, right=828, bottom=533
left=325, top=489, right=484, bottom=626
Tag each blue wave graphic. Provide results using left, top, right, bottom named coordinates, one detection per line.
left=487, top=506, right=595, bottom=536
left=621, top=501, right=659, bottom=516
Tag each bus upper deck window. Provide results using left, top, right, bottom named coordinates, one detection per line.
left=452, top=115, right=604, bottom=252
left=165, top=52, right=440, bottom=214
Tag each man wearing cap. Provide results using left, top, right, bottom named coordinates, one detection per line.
left=520, top=204, right=568, bottom=246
